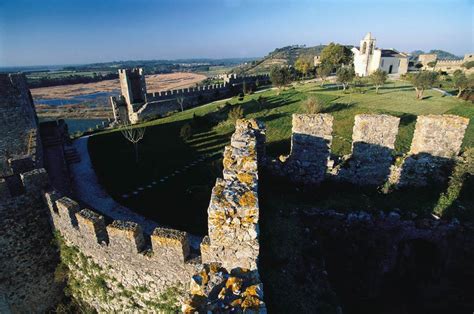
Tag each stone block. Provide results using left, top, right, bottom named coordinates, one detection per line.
left=106, top=220, right=145, bottom=253
left=410, top=115, right=469, bottom=158
left=151, top=227, right=190, bottom=262
left=76, top=208, right=107, bottom=244
left=56, top=196, right=80, bottom=227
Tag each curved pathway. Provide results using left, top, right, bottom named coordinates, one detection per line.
left=69, top=136, right=160, bottom=235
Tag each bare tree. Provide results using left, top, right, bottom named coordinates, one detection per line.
left=119, top=122, right=146, bottom=163
left=177, top=96, right=185, bottom=112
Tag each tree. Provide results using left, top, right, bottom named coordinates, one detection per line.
left=319, top=43, right=353, bottom=68
left=177, top=96, right=185, bottom=112
left=270, top=66, right=291, bottom=94
left=427, top=61, right=437, bottom=70
left=302, top=97, right=323, bottom=114
left=336, top=67, right=355, bottom=91
left=119, top=122, right=146, bottom=163
left=409, top=71, right=438, bottom=100
left=294, top=56, right=312, bottom=78
left=462, top=61, right=474, bottom=69
left=452, top=70, right=473, bottom=98
left=369, top=69, right=388, bottom=94
left=317, top=62, right=333, bottom=86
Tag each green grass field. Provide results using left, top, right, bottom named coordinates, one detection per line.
left=88, top=80, right=473, bottom=234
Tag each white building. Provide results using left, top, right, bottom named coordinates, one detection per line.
left=352, top=32, right=409, bottom=76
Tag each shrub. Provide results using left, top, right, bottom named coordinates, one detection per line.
left=228, top=106, right=244, bottom=123
left=179, top=123, right=193, bottom=140
left=302, top=97, right=323, bottom=114
left=434, top=148, right=474, bottom=216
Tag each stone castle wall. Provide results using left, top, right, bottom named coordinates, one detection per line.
left=38, top=119, right=265, bottom=311
left=268, top=113, right=469, bottom=187
left=0, top=73, right=41, bottom=174
left=0, top=167, right=61, bottom=312
left=110, top=68, right=269, bottom=124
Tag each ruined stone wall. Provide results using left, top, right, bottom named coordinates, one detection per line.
left=267, top=114, right=333, bottom=185
left=390, top=115, right=469, bottom=187
left=202, top=119, right=265, bottom=271
left=337, top=114, right=400, bottom=185
left=0, top=73, right=39, bottom=173
left=267, top=113, right=469, bottom=187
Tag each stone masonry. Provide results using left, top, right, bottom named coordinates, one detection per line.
left=337, top=114, right=400, bottom=185
left=267, top=113, right=469, bottom=188
left=202, top=119, right=265, bottom=271
left=390, top=115, right=470, bottom=187
left=267, top=114, right=333, bottom=185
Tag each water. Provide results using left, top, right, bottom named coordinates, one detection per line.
left=35, top=91, right=118, bottom=106
left=40, top=118, right=108, bottom=133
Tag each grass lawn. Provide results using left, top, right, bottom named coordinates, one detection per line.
left=87, top=80, right=474, bottom=235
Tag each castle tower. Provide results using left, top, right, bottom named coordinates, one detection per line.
left=118, top=68, right=147, bottom=107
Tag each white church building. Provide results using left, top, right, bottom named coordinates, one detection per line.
left=352, top=32, right=409, bottom=76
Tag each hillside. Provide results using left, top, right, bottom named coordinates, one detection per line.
left=236, top=45, right=326, bottom=74
left=411, top=49, right=462, bottom=60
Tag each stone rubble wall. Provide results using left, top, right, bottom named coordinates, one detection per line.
left=267, top=113, right=469, bottom=187
left=267, top=114, right=333, bottom=185
left=202, top=119, right=265, bottom=271
left=337, top=114, right=400, bottom=185
left=389, top=115, right=470, bottom=187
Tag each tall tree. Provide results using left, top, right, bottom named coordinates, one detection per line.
left=270, top=66, right=291, bottom=94
left=316, top=62, right=333, bottom=86
left=320, top=43, right=353, bottom=68
left=294, top=56, right=313, bottom=78
left=336, top=67, right=355, bottom=91
left=409, top=71, right=438, bottom=100
left=369, top=69, right=388, bottom=94
left=120, top=122, right=146, bottom=163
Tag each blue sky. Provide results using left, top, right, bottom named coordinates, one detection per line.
left=0, top=0, right=472, bottom=66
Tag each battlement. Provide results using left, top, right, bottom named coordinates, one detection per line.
left=111, top=68, right=270, bottom=124
left=268, top=113, right=469, bottom=187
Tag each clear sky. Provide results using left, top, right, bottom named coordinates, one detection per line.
left=0, top=0, right=472, bottom=66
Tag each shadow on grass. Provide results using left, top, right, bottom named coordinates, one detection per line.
left=322, top=102, right=355, bottom=113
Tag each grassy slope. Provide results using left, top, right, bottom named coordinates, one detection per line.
left=88, top=80, right=473, bottom=234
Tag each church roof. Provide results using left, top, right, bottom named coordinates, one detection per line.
left=381, top=49, right=406, bottom=58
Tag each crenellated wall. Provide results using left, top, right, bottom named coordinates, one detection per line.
left=268, top=113, right=469, bottom=187
left=110, top=68, right=269, bottom=124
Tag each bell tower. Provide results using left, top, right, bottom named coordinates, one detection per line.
left=360, top=32, right=376, bottom=55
